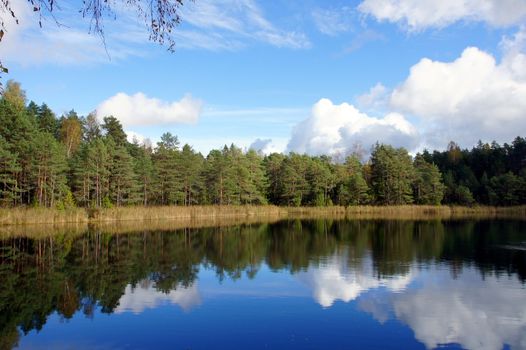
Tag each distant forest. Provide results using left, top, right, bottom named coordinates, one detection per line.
left=1, top=81, right=525, bottom=208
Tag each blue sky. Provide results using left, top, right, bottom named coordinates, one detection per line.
left=2, top=0, right=526, bottom=155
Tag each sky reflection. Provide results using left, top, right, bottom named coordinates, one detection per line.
left=115, top=280, right=201, bottom=314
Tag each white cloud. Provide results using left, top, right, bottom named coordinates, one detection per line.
left=97, top=92, right=203, bottom=127
left=389, top=31, right=526, bottom=148
left=312, top=7, right=353, bottom=36
left=286, top=98, right=419, bottom=156
left=392, top=269, right=526, bottom=350
left=358, top=0, right=526, bottom=31
left=249, top=138, right=272, bottom=152
left=115, top=280, right=201, bottom=314
left=1, top=2, right=146, bottom=66
left=248, top=138, right=286, bottom=154
left=298, top=253, right=414, bottom=308
left=356, top=82, right=388, bottom=109
left=125, top=130, right=147, bottom=144
left=178, top=0, right=310, bottom=50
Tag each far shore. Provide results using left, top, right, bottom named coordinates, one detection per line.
left=1, top=205, right=525, bottom=227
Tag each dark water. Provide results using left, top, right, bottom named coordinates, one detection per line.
left=1, top=219, right=526, bottom=350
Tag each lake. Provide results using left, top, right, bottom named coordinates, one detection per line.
left=1, top=219, right=525, bottom=349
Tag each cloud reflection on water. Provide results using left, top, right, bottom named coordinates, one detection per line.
left=391, top=269, right=526, bottom=350
left=297, top=253, right=414, bottom=307
left=115, top=280, right=201, bottom=314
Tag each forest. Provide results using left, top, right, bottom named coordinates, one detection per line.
left=1, top=80, right=525, bottom=209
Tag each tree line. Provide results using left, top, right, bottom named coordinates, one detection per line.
left=1, top=80, right=525, bottom=208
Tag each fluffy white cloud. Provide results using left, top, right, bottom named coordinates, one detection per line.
left=358, top=0, right=526, bottom=30
left=389, top=32, right=526, bottom=148
left=249, top=138, right=272, bottom=151
left=97, top=92, right=203, bottom=127
left=298, top=253, right=414, bottom=308
left=392, top=269, right=526, bottom=350
left=286, top=98, right=419, bottom=156
left=356, top=82, right=388, bottom=109
left=115, top=280, right=201, bottom=314
left=125, top=130, right=147, bottom=144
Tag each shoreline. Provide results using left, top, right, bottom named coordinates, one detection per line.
left=1, top=205, right=525, bottom=226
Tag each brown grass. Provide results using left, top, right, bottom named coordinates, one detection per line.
left=0, top=207, right=88, bottom=225
left=88, top=205, right=288, bottom=222
left=0, top=205, right=524, bottom=231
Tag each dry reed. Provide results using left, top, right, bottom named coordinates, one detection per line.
left=0, top=205, right=524, bottom=230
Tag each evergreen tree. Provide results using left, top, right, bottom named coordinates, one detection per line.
left=178, top=144, right=204, bottom=206
left=0, top=83, right=37, bottom=205
left=110, top=146, right=138, bottom=206
left=307, top=156, right=334, bottom=206
left=36, top=103, right=58, bottom=135
left=370, top=144, right=414, bottom=205
left=244, top=149, right=268, bottom=204
left=413, top=155, right=445, bottom=205
left=280, top=153, right=308, bottom=206
left=487, top=172, right=522, bottom=206
left=0, top=136, right=21, bottom=206
left=86, top=139, right=112, bottom=207
left=83, top=113, right=102, bottom=142
left=153, top=133, right=181, bottom=204
left=345, top=155, right=370, bottom=205
left=102, top=116, right=128, bottom=146
left=32, top=132, right=68, bottom=207
left=134, top=142, right=155, bottom=206
left=204, top=147, right=237, bottom=205
left=264, top=153, right=285, bottom=205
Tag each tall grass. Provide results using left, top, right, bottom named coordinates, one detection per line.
left=0, top=207, right=88, bottom=225
left=88, top=205, right=288, bottom=222
left=0, top=205, right=524, bottom=228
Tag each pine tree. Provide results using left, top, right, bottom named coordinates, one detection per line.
left=153, top=133, right=181, bottom=205
left=244, top=149, right=268, bottom=204
left=280, top=153, right=308, bottom=206
left=36, top=103, right=58, bottom=135
left=345, top=155, right=370, bottom=205
left=102, top=116, right=128, bottom=146
left=0, top=136, right=21, bottom=206
left=83, top=113, right=101, bottom=142
left=178, top=144, right=204, bottom=206
left=86, top=139, right=112, bottom=207
left=413, top=155, right=445, bottom=205
left=110, top=146, right=138, bottom=206
left=0, top=83, right=37, bottom=205
left=370, top=144, right=414, bottom=205
left=134, top=143, right=155, bottom=206
left=32, top=132, right=68, bottom=207
left=204, top=148, right=234, bottom=205
left=264, top=153, right=285, bottom=205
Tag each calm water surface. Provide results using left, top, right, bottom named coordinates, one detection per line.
left=1, top=219, right=525, bottom=349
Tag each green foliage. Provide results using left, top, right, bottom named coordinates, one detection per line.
left=370, top=144, right=414, bottom=205
left=102, top=196, right=113, bottom=208
left=487, top=172, right=523, bottom=206
left=0, top=80, right=524, bottom=208
left=413, top=155, right=445, bottom=205
left=455, top=185, right=475, bottom=206
left=344, top=155, right=370, bottom=205
left=102, top=116, right=127, bottom=146
left=36, top=103, right=58, bottom=136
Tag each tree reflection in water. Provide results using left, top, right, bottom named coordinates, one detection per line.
left=0, top=219, right=525, bottom=349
